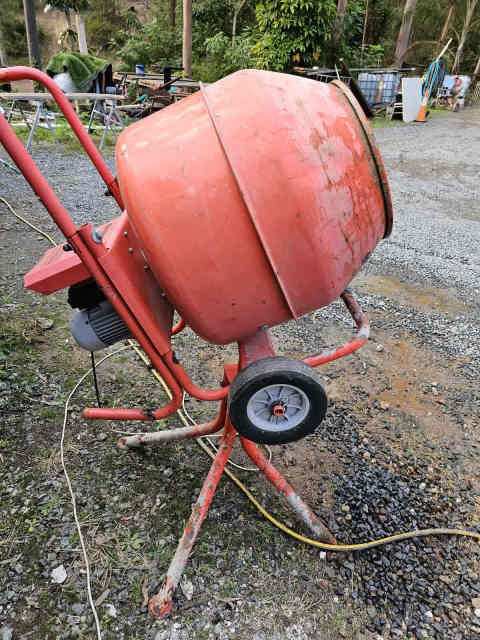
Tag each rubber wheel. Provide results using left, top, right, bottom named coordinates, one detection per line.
left=228, top=356, right=328, bottom=445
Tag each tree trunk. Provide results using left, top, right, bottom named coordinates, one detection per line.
left=361, top=0, right=369, bottom=48
left=396, top=40, right=441, bottom=66
left=76, top=12, right=88, bottom=55
left=472, top=53, right=480, bottom=89
left=394, top=0, right=419, bottom=67
left=329, top=0, right=348, bottom=66
left=440, top=3, right=455, bottom=41
left=474, top=53, right=480, bottom=77
left=232, top=0, right=247, bottom=47
left=183, top=0, right=192, bottom=77
left=64, top=8, right=72, bottom=29
left=23, top=0, right=41, bottom=68
left=333, top=0, right=349, bottom=45
left=0, top=20, right=8, bottom=67
left=169, top=0, right=176, bottom=27
left=63, top=9, right=76, bottom=50
left=452, top=0, right=478, bottom=73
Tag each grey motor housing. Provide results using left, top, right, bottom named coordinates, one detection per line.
left=70, top=299, right=130, bottom=351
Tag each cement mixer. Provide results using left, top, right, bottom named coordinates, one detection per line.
left=0, top=66, right=392, bottom=618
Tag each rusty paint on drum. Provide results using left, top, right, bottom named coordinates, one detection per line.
left=116, top=70, right=392, bottom=345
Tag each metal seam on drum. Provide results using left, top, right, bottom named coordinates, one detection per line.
left=331, top=80, right=393, bottom=238
left=199, top=81, right=298, bottom=320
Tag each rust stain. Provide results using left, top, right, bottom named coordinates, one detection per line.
left=309, top=128, right=323, bottom=150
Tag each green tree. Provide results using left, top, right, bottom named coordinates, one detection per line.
left=192, top=0, right=256, bottom=42
left=46, top=0, right=90, bottom=53
left=199, top=30, right=256, bottom=80
left=254, top=0, right=337, bottom=71
left=337, top=0, right=370, bottom=65
left=192, top=0, right=257, bottom=79
left=0, top=0, right=49, bottom=65
left=0, top=0, right=28, bottom=62
left=114, top=2, right=182, bottom=69
left=362, top=0, right=402, bottom=62
left=452, top=0, right=479, bottom=72
left=86, top=1, right=137, bottom=56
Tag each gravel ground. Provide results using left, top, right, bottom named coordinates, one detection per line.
left=0, top=108, right=479, bottom=640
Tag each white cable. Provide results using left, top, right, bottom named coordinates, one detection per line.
left=60, top=347, right=130, bottom=640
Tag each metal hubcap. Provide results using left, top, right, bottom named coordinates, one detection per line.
left=246, top=383, right=310, bottom=432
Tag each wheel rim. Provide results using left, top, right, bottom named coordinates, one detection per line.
left=246, top=383, right=310, bottom=432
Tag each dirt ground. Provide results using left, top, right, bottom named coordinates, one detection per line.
left=0, top=107, right=479, bottom=640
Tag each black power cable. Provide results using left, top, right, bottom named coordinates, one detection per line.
left=90, top=352, right=102, bottom=407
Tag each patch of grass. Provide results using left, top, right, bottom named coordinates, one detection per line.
left=428, top=106, right=453, bottom=117
left=371, top=116, right=405, bottom=128
left=0, top=318, right=31, bottom=359
left=10, top=111, right=135, bottom=152
left=38, top=406, right=61, bottom=421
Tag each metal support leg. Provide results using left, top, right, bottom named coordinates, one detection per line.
left=111, top=104, right=125, bottom=129
left=100, top=102, right=114, bottom=151
left=7, top=99, right=16, bottom=122
left=18, top=104, right=32, bottom=131
left=118, top=399, right=226, bottom=449
left=25, top=101, right=42, bottom=153
left=44, top=111, right=61, bottom=148
left=0, top=157, right=20, bottom=174
left=238, top=333, right=335, bottom=543
left=241, top=436, right=336, bottom=544
left=87, top=99, right=98, bottom=134
left=149, top=418, right=237, bottom=619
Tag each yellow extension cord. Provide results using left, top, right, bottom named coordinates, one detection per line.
left=1, top=197, right=478, bottom=551
left=127, top=341, right=480, bottom=551
left=0, top=196, right=58, bottom=246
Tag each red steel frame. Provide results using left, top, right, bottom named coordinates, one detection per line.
left=1, top=67, right=372, bottom=619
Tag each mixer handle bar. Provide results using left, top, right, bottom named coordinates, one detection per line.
left=303, top=290, right=370, bottom=368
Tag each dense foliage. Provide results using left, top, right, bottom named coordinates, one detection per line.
left=0, top=0, right=49, bottom=64
left=254, top=0, right=336, bottom=70
left=106, top=0, right=480, bottom=77
left=1, top=1, right=480, bottom=79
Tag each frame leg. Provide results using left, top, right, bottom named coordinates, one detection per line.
left=111, top=104, right=125, bottom=129
left=44, top=112, right=62, bottom=148
left=87, top=99, right=98, bottom=134
left=26, top=102, right=42, bottom=153
left=100, top=103, right=114, bottom=151
left=149, top=419, right=236, bottom=619
left=241, top=436, right=336, bottom=544
left=118, top=399, right=226, bottom=449
left=7, top=99, right=15, bottom=122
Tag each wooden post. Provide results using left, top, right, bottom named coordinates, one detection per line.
left=0, top=20, right=8, bottom=67
left=183, top=0, right=192, bottom=78
left=76, top=12, right=88, bottom=55
left=23, top=0, right=41, bottom=69
left=169, top=0, right=176, bottom=27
